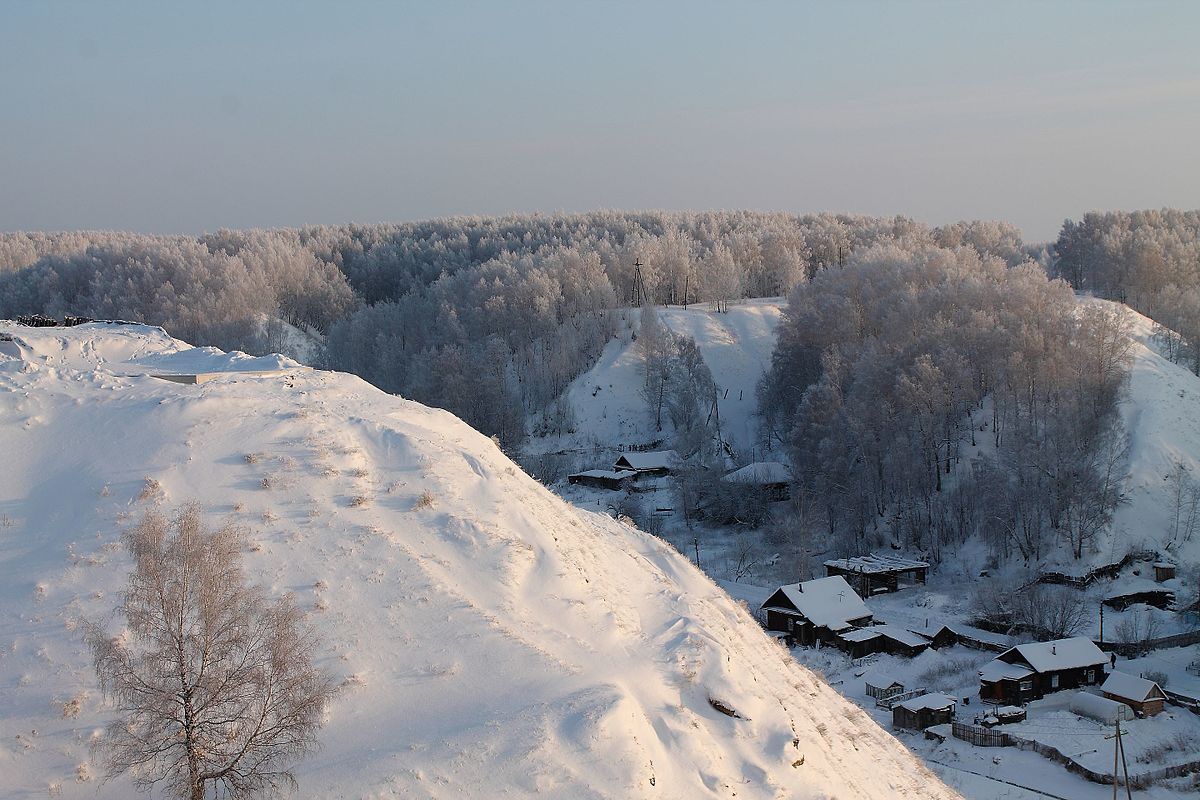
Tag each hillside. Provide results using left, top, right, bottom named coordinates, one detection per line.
left=527, top=299, right=784, bottom=462
left=1106, top=301, right=1200, bottom=564
left=0, top=321, right=956, bottom=799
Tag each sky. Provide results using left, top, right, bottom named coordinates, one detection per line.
left=2, top=1, right=1198, bottom=242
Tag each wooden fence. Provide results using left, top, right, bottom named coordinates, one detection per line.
left=952, top=722, right=1011, bottom=747
left=1037, top=549, right=1160, bottom=588
left=1098, top=628, right=1200, bottom=657
left=875, top=688, right=926, bottom=710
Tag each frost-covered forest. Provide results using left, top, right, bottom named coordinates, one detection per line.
left=758, top=241, right=1132, bottom=565
left=1, top=209, right=1194, bottom=568
left=0, top=212, right=1023, bottom=447
left=1053, top=209, right=1200, bottom=375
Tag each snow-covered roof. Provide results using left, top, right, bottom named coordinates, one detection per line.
left=722, top=461, right=792, bottom=485
left=842, top=624, right=928, bottom=648
left=569, top=469, right=635, bottom=480
left=1000, top=637, right=1107, bottom=673
left=1104, top=577, right=1174, bottom=600
left=898, top=693, right=956, bottom=713
left=1102, top=671, right=1166, bottom=702
left=979, top=661, right=1034, bottom=683
left=864, top=671, right=903, bottom=690
left=824, top=553, right=929, bottom=574
left=874, top=625, right=930, bottom=648
left=613, top=450, right=679, bottom=471
left=1069, top=692, right=1134, bottom=724
left=761, top=576, right=872, bottom=631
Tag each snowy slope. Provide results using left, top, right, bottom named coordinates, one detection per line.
left=0, top=321, right=955, bottom=799
left=1105, top=301, right=1200, bottom=562
left=529, top=299, right=784, bottom=460
left=657, top=300, right=784, bottom=454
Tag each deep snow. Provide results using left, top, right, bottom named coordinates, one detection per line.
left=0, top=321, right=956, bottom=799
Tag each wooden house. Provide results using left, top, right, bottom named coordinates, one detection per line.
left=838, top=624, right=930, bottom=659
left=979, top=637, right=1107, bottom=704
left=893, top=693, right=956, bottom=731
left=721, top=461, right=792, bottom=501
left=612, top=450, right=679, bottom=478
left=567, top=469, right=636, bottom=491
left=1102, top=671, right=1167, bottom=716
left=824, top=554, right=928, bottom=596
left=759, top=576, right=873, bottom=647
left=907, top=621, right=959, bottom=650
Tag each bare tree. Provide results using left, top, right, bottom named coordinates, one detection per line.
left=85, top=504, right=335, bottom=800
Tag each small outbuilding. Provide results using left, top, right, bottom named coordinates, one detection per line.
left=838, top=624, right=929, bottom=658
left=1101, top=672, right=1167, bottom=717
left=1154, top=562, right=1177, bottom=582
left=567, top=469, right=636, bottom=491
left=1069, top=692, right=1134, bottom=725
left=980, top=705, right=1026, bottom=727
left=893, top=693, right=956, bottom=731
left=824, top=553, right=929, bottom=596
left=760, top=576, right=873, bottom=647
left=721, top=461, right=792, bottom=501
left=864, top=671, right=905, bottom=701
left=612, top=450, right=679, bottom=477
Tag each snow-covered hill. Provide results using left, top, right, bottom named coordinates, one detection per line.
left=528, top=299, right=784, bottom=461
left=0, top=321, right=955, bottom=799
left=1106, top=301, right=1200, bottom=564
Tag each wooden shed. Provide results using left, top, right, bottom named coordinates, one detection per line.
left=1102, top=671, right=1167, bottom=716
left=864, top=672, right=904, bottom=701
left=893, top=693, right=956, bottom=731
left=567, top=469, right=636, bottom=491
left=1154, top=562, right=1176, bottom=582
left=824, top=553, right=928, bottom=596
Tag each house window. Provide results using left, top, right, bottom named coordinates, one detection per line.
left=1051, top=674, right=1059, bottom=689
left=1019, top=680, right=1033, bottom=693
left=1086, top=670, right=1095, bottom=683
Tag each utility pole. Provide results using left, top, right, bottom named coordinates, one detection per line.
left=1099, top=601, right=1104, bottom=644
left=632, top=259, right=647, bottom=308
left=1107, top=716, right=1132, bottom=800
left=693, top=537, right=701, bottom=569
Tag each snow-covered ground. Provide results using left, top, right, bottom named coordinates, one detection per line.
left=790, top=640, right=1200, bottom=799
left=1104, top=300, right=1200, bottom=566
left=0, top=321, right=957, bottom=799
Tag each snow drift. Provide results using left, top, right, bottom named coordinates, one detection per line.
left=0, top=321, right=956, bottom=798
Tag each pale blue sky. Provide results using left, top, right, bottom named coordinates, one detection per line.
left=2, top=1, right=1197, bottom=241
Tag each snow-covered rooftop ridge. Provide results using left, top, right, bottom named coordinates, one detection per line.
left=1068, top=692, right=1134, bottom=724
left=569, top=468, right=636, bottom=480
left=863, top=670, right=903, bottom=690
left=824, top=553, right=930, bottom=573
left=1101, top=671, right=1166, bottom=701
left=979, top=661, right=1034, bottom=682
left=763, top=575, right=872, bottom=631
left=722, top=461, right=792, bottom=484
left=1000, top=637, right=1108, bottom=673
left=0, top=322, right=956, bottom=799
left=612, top=449, right=679, bottom=471
left=897, top=693, right=956, bottom=712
